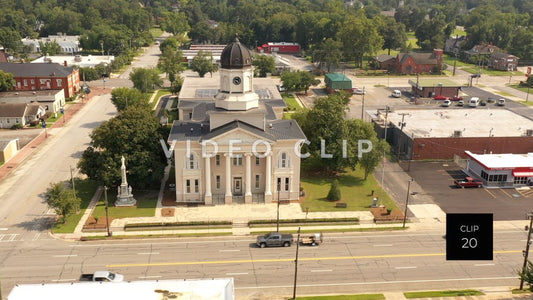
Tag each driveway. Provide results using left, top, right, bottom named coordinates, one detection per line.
left=406, top=160, right=532, bottom=221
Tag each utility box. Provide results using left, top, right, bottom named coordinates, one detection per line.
left=325, top=73, right=352, bottom=94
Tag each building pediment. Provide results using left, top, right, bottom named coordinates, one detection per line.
left=203, top=124, right=275, bottom=145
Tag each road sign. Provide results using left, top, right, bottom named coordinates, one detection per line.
left=446, top=213, right=493, bottom=260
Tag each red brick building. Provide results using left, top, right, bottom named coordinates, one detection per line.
left=490, top=52, right=519, bottom=71
left=0, top=62, right=80, bottom=98
left=393, top=49, right=443, bottom=74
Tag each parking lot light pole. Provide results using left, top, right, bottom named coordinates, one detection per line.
left=403, top=178, right=413, bottom=228
left=520, top=212, right=533, bottom=290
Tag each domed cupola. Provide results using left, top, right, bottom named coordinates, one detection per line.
left=220, top=37, right=253, bottom=69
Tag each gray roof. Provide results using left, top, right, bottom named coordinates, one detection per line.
left=0, top=62, right=74, bottom=77
left=168, top=122, right=209, bottom=142
left=398, top=52, right=438, bottom=65
left=179, top=99, right=283, bottom=122
left=491, top=52, right=517, bottom=59
left=0, top=103, right=26, bottom=117
left=376, top=54, right=395, bottom=62
left=268, top=119, right=306, bottom=140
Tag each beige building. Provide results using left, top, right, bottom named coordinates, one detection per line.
left=0, top=139, right=19, bottom=163
left=168, top=38, right=306, bottom=205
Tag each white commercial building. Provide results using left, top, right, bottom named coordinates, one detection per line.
left=464, top=150, right=533, bottom=188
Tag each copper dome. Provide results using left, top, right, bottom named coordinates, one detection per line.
left=220, top=37, right=252, bottom=69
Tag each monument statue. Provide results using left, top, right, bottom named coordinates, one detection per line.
left=115, top=156, right=137, bottom=206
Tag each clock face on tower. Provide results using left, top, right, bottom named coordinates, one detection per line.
left=232, top=76, right=242, bottom=85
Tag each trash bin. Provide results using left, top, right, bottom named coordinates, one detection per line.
left=371, top=197, right=378, bottom=208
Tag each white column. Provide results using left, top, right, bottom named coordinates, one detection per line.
left=204, top=156, right=212, bottom=205
left=224, top=153, right=232, bottom=204
left=245, top=153, right=252, bottom=203
left=264, top=154, right=272, bottom=202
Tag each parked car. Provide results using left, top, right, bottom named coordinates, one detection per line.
left=454, top=177, right=483, bottom=188
left=457, top=100, right=464, bottom=106
left=441, top=100, right=451, bottom=107
left=497, top=98, right=506, bottom=106
left=449, top=96, right=463, bottom=101
left=468, top=97, right=480, bottom=107
left=276, top=84, right=286, bottom=92
left=352, top=87, right=366, bottom=95
left=480, top=100, right=487, bottom=106
left=433, top=95, right=447, bottom=100
left=391, top=90, right=402, bottom=98
left=487, top=97, right=496, bottom=103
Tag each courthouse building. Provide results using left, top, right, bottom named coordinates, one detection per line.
left=168, top=38, right=306, bottom=205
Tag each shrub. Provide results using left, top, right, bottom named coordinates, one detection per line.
left=10, top=123, right=23, bottom=130
left=327, top=179, right=341, bottom=201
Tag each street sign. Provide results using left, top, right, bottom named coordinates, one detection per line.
left=446, top=213, right=493, bottom=260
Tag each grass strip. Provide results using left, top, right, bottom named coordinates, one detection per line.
left=404, top=289, right=484, bottom=298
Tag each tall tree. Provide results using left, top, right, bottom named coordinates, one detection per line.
left=78, top=105, right=167, bottom=188
left=415, top=16, right=447, bottom=50
left=313, top=38, right=343, bottom=72
left=160, top=11, right=190, bottom=36
left=338, top=14, right=383, bottom=68
left=0, top=70, right=15, bottom=92
left=110, top=87, right=150, bottom=112
left=158, top=46, right=185, bottom=84
left=44, top=182, right=81, bottom=224
left=129, top=68, right=163, bottom=92
left=190, top=50, right=218, bottom=78
left=39, top=41, right=61, bottom=55
left=376, top=16, right=408, bottom=55
left=252, top=54, right=276, bottom=77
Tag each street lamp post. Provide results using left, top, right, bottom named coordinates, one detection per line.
left=361, top=86, right=365, bottom=120
left=104, top=186, right=111, bottom=237
left=396, top=113, right=409, bottom=161
left=520, top=212, right=533, bottom=290
left=276, top=180, right=281, bottom=232
left=403, top=178, right=413, bottom=228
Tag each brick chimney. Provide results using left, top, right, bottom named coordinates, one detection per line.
left=433, top=49, right=443, bottom=64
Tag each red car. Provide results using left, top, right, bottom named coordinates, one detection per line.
left=449, top=96, right=464, bottom=101
left=433, top=95, right=447, bottom=100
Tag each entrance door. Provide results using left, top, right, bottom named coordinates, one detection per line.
left=233, top=177, right=242, bottom=195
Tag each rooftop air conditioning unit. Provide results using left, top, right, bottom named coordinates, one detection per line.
left=453, top=130, right=462, bottom=137
left=526, top=129, right=533, bottom=136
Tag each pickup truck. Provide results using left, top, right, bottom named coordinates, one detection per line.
left=257, top=232, right=294, bottom=248
left=300, top=233, right=323, bottom=246
left=454, top=177, right=483, bottom=188
left=80, top=271, right=124, bottom=282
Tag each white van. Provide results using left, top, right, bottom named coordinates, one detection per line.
left=468, top=97, right=480, bottom=107
left=391, top=90, right=402, bottom=98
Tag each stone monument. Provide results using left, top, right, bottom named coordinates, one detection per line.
left=115, top=156, right=137, bottom=206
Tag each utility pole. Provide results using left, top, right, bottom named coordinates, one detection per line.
left=396, top=113, right=409, bottom=161
left=520, top=212, right=533, bottom=290
left=361, top=86, right=366, bottom=120
left=104, top=186, right=111, bottom=237
left=403, top=179, right=413, bottom=228
left=292, top=227, right=301, bottom=300
left=379, top=106, right=390, bottom=205
left=70, top=166, right=76, bottom=198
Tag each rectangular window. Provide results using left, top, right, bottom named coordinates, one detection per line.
left=189, top=154, right=195, bottom=169
left=255, top=157, right=260, bottom=165
left=255, top=175, right=260, bottom=189
left=233, top=155, right=243, bottom=166
left=31, top=79, right=35, bottom=84
left=216, top=175, right=221, bottom=189
left=285, top=177, right=290, bottom=191
left=277, top=178, right=282, bottom=191
left=23, top=79, right=28, bottom=86
left=514, top=177, right=528, bottom=184
left=194, top=179, right=199, bottom=193
left=15, top=118, right=19, bottom=124
left=56, top=79, right=62, bottom=87
left=186, top=179, right=191, bottom=193
left=215, top=155, right=220, bottom=166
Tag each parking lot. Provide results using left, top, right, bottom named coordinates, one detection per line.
left=407, top=160, right=533, bottom=221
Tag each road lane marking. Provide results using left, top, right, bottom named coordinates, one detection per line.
left=395, top=266, right=417, bottom=269
left=374, top=244, right=393, bottom=247
left=137, top=252, right=160, bottom=255
left=0, top=228, right=8, bottom=231
left=499, top=189, right=513, bottom=198
left=138, top=276, right=162, bottom=279
left=33, top=233, right=41, bottom=241
left=226, top=272, right=248, bottom=276
left=234, top=276, right=517, bottom=290
left=53, top=255, right=78, bottom=258
left=311, top=269, right=332, bottom=273
left=107, top=250, right=520, bottom=268
left=219, top=250, right=240, bottom=252
left=474, top=263, right=495, bottom=266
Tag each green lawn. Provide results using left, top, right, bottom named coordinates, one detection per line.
left=51, top=179, right=99, bottom=233
left=283, top=94, right=302, bottom=111
left=296, top=294, right=385, bottom=300
left=300, top=167, right=398, bottom=212
left=92, top=189, right=158, bottom=219
left=150, top=27, right=163, bottom=39
left=404, top=290, right=484, bottom=298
